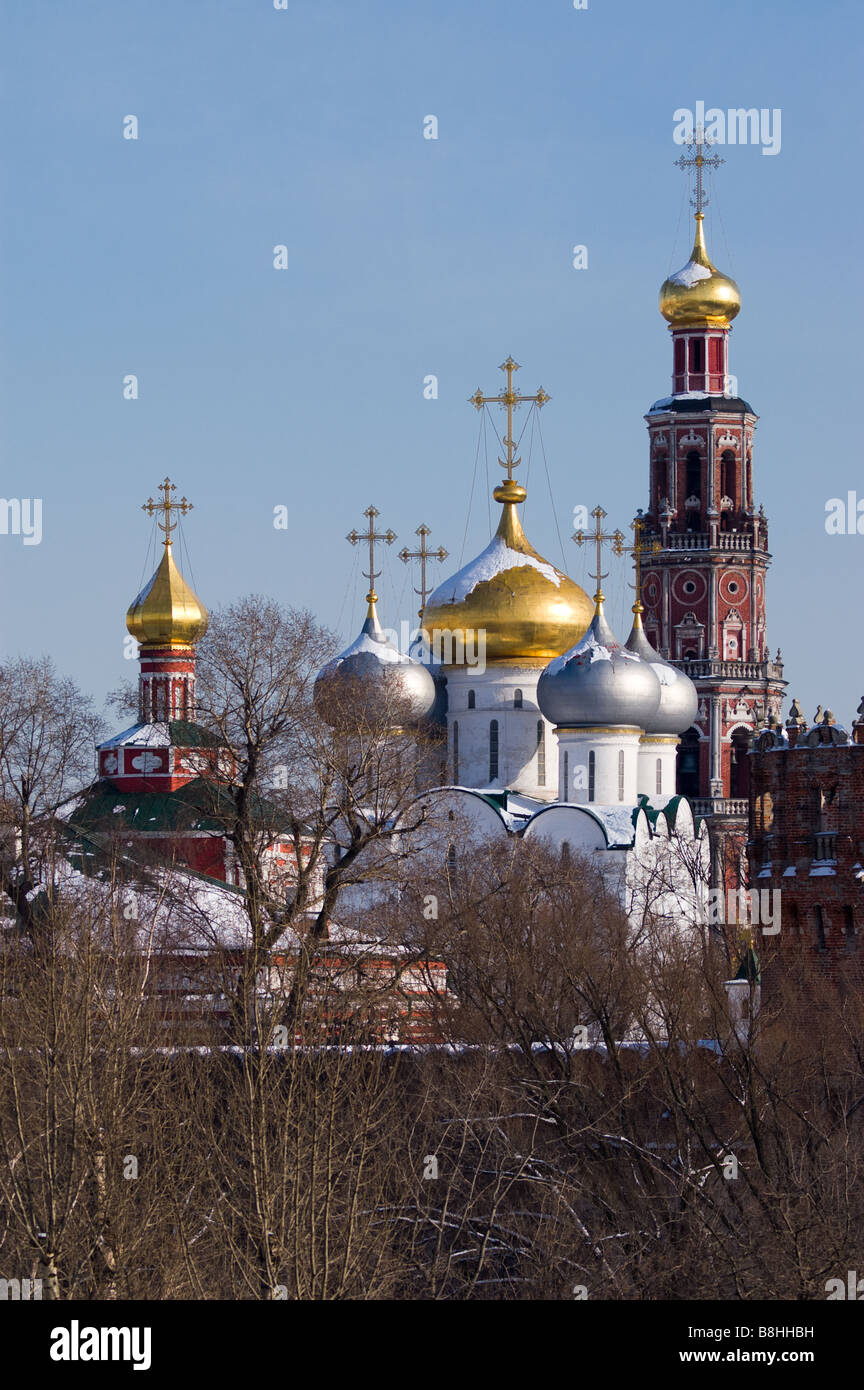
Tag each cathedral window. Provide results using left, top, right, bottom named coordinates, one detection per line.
left=446, top=844, right=458, bottom=887
left=561, top=841, right=571, bottom=866
left=563, top=751, right=569, bottom=800
left=730, top=729, right=751, bottom=799
left=489, top=720, right=499, bottom=781
left=588, top=750, right=595, bottom=802
left=536, top=721, right=545, bottom=786
left=452, top=721, right=459, bottom=783
left=844, top=906, right=857, bottom=953
left=467, top=689, right=475, bottom=709
left=514, top=688, right=523, bottom=709
left=655, top=457, right=667, bottom=508
left=689, top=338, right=705, bottom=374
left=677, top=728, right=700, bottom=798
left=618, top=749, right=625, bottom=801
left=685, top=451, right=701, bottom=500
left=656, top=758, right=662, bottom=795
left=721, top=450, right=736, bottom=505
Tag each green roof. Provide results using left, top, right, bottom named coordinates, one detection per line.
left=69, top=777, right=288, bottom=837
left=167, top=720, right=224, bottom=749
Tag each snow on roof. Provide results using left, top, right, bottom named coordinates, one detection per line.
left=99, top=722, right=173, bottom=750
left=20, top=852, right=410, bottom=959
left=579, top=804, right=637, bottom=848
left=330, top=629, right=408, bottom=667
left=544, top=631, right=639, bottom=678
left=427, top=533, right=562, bottom=607
left=668, top=260, right=713, bottom=289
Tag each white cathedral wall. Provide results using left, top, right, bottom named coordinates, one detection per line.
left=636, top=736, right=680, bottom=801
left=555, top=727, right=641, bottom=805
left=624, top=803, right=709, bottom=935
left=445, top=666, right=556, bottom=799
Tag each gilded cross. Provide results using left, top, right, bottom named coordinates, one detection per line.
left=624, top=509, right=662, bottom=613
left=141, top=477, right=193, bottom=543
left=573, top=505, right=624, bottom=603
left=399, top=524, right=448, bottom=620
left=347, top=504, right=396, bottom=605
left=674, top=126, right=724, bottom=215
left=469, top=356, right=550, bottom=481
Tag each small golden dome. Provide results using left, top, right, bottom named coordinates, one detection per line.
left=126, top=543, right=209, bottom=649
left=659, top=214, right=741, bottom=328
left=422, top=480, right=593, bottom=666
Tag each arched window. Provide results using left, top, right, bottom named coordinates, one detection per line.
left=446, top=844, right=458, bottom=886
left=655, top=456, right=667, bottom=508
left=677, top=727, right=700, bottom=798
left=721, top=450, right=736, bottom=504
left=514, top=688, right=523, bottom=709
left=536, top=721, right=545, bottom=787
left=685, top=450, right=701, bottom=496
left=588, top=750, right=595, bottom=802
left=755, top=792, right=774, bottom=833
left=618, top=749, right=625, bottom=801
left=814, top=905, right=827, bottom=953
left=730, top=729, right=751, bottom=799
left=452, top=720, right=459, bottom=784
left=489, top=719, right=499, bottom=781
left=563, top=751, right=569, bottom=801
left=656, top=757, right=663, bottom=795
left=467, top=689, right=475, bottom=709
left=561, top=841, right=571, bottom=867
left=844, top=905, right=857, bottom=954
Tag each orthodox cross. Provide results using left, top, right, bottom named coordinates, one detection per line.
left=347, top=504, right=396, bottom=605
left=142, top=477, right=193, bottom=544
left=469, top=356, right=550, bottom=481
left=624, top=509, right=662, bottom=613
left=674, top=126, right=724, bottom=215
left=573, top=505, right=624, bottom=603
left=399, top=524, right=448, bottom=620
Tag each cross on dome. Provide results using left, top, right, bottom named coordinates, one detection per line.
left=674, top=126, right=724, bottom=217
left=624, top=510, right=661, bottom=615
left=469, top=356, right=550, bottom=484
left=573, top=505, right=625, bottom=605
left=399, top=524, right=448, bottom=621
left=347, top=504, right=396, bottom=608
left=142, top=477, right=193, bottom=545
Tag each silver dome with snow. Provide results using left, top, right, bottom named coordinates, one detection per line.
left=624, top=610, right=698, bottom=735
left=537, top=601, right=662, bottom=730
left=314, top=603, right=436, bottom=729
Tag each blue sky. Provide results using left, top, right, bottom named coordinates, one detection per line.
left=0, top=0, right=861, bottom=723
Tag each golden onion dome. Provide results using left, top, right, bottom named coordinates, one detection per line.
left=126, top=542, right=209, bottom=649
left=659, top=213, right=741, bottom=328
left=422, top=480, right=593, bottom=667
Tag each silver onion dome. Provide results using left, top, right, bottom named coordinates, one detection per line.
left=537, top=600, right=661, bottom=730
left=314, top=602, right=436, bottom=729
left=624, top=609, right=698, bottom=736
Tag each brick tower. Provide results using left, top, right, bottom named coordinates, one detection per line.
left=639, top=139, right=785, bottom=888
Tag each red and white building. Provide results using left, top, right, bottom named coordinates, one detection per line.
left=639, top=208, right=786, bottom=888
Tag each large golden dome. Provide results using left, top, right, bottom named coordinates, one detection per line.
left=126, top=542, right=209, bottom=649
left=422, top=480, right=593, bottom=667
left=659, top=213, right=741, bottom=328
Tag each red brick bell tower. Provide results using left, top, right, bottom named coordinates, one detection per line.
left=639, top=139, right=785, bottom=889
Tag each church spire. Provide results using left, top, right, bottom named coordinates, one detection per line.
left=126, top=478, right=207, bottom=725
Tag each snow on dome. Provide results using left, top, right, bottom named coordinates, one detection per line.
left=314, top=604, right=436, bottom=729
left=537, top=605, right=661, bottom=730
left=668, top=260, right=713, bottom=289
left=425, top=533, right=563, bottom=608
